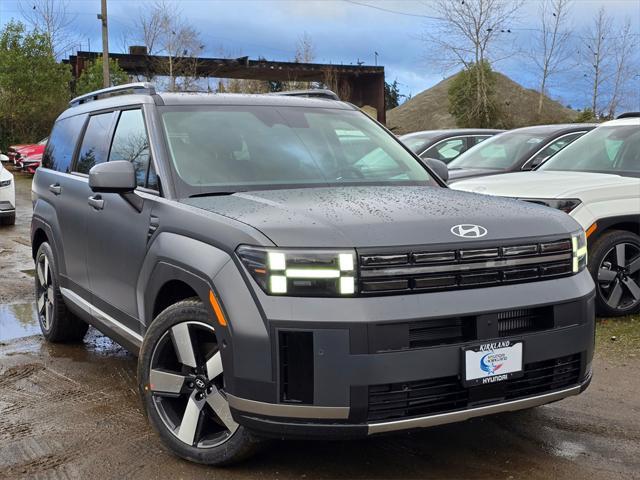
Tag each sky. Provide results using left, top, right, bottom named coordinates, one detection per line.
left=1, top=0, right=639, bottom=110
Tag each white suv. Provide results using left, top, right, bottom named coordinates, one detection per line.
left=452, top=116, right=640, bottom=317
left=0, top=161, right=16, bottom=225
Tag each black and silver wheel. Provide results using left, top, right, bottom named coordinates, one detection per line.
left=34, top=242, right=88, bottom=342
left=138, top=299, right=258, bottom=465
left=589, top=230, right=640, bottom=316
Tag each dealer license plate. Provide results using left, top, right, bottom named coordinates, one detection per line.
left=463, top=341, right=523, bottom=387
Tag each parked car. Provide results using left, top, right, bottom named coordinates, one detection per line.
left=452, top=115, right=640, bottom=316
left=0, top=161, right=16, bottom=225
left=0, top=152, right=9, bottom=162
left=32, top=83, right=594, bottom=465
left=18, top=152, right=42, bottom=174
left=8, top=137, right=47, bottom=166
left=447, top=124, right=596, bottom=183
left=400, top=129, right=503, bottom=163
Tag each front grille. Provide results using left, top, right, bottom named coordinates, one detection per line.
left=367, top=354, right=581, bottom=422
left=497, top=308, right=553, bottom=337
left=369, top=306, right=554, bottom=352
left=408, top=317, right=474, bottom=349
left=359, top=239, right=573, bottom=295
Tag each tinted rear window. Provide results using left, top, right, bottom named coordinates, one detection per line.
left=42, top=115, right=86, bottom=173
left=75, top=112, right=114, bottom=174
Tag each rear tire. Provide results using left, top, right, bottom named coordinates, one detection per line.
left=34, top=242, right=88, bottom=342
left=138, top=299, right=259, bottom=465
left=588, top=230, right=640, bottom=317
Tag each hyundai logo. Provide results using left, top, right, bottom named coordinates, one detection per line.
left=451, top=224, right=488, bottom=238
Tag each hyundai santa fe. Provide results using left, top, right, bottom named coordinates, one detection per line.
left=32, top=83, right=595, bottom=465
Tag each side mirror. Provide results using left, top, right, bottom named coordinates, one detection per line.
left=425, top=158, right=449, bottom=182
left=89, top=161, right=136, bottom=193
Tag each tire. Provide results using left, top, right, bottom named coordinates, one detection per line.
left=0, top=213, right=15, bottom=225
left=34, top=242, right=88, bottom=342
left=138, top=299, right=259, bottom=465
left=588, top=230, right=640, bottom=317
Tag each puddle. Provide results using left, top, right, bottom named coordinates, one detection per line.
left=0, top=303, right=41, bottom=341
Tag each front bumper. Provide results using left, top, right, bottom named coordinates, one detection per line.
left=0, top=200, right=15, bottom=217
left=231, top=374, right=592, bottom=439
left=213, top=262, right=595, bottom=439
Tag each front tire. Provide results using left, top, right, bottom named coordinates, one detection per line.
left=589, top=230, right=640, bottom=317
left=34, top=242, right=88, bottom=342
left=1, top=213, right=15, bottom=225
left=138, top=299, right=259, bottom=465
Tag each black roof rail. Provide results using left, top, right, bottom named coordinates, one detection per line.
left=271, top=89, right=340, bottom=101
left=616, top=112, right=640, bottom=119
left=69, top=82, right=156, bottom=107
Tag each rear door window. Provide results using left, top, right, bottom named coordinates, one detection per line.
left=75, top=112, right=115, bottom=174
left=422, top=138, right=465, bottom=162
left=42, top=115, right=86, bottom=173
left=109, top=109, right=153, bottom=188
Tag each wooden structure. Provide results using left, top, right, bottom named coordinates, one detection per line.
left=64, top=50, right=386, bottom=123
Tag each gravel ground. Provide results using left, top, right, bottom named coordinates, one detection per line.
left=1, top=168, right=638, bottom=479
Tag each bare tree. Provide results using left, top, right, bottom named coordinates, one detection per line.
left=294, top=32, right=316, bottom=64
left=424, top=0, right=523, bottom=70
left=530, top=0, right=572, bottom=117
left=135, top=1, right=204, bottom=91
left=288, top=32, right=317, bottom=90
left=580, top=7, right=613, bottom=117
left=605, top=19, right=637, bottom=118
left=423, top=0, right=523, bottom=126
left=18, top=0, right=76, bottom=58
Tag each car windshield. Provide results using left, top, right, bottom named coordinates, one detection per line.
left=400, top=133, right=440, bottom=154
left=161, top=105, right=436, bottom=192
left=448, top=131, right=548, bottom=170
left=539, top=125, right=640, bottom=176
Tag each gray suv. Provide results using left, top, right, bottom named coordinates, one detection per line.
left=31, top=83, right=595, bottom=465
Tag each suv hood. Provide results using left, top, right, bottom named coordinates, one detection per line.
left=182, top=186, right=578, bottom=247
left=451, top=171, right=640, bottom=201
left=448, top=168, right=503, bottom=182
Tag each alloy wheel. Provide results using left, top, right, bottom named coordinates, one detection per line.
left=36, top=253, right=54, bottom=331
left=597, top=242, right=640, bottom=312
left=149, top=321, right=238, bottom=448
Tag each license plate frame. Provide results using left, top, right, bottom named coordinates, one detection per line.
left=462, top=340, right=524, bottom=387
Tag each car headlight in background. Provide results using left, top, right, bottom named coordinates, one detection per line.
left=0, top=178, right=11, bottom=187
left=572, top=231, right=588, bottom=273
left=237, top=246, right=356, bottom=296
left=520, top=198, right=581, bottom=213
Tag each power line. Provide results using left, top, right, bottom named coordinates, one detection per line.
left=342, top=0, right=640, bottom=41
left=342, top=0, right=443, bottom=20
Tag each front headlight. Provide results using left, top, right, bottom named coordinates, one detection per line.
left=237, top=246, right=357, bottom=297
left=0, top=178, right=11, bottom=187
left=572, top=230, right=588, bottom=273
left=520, top=198, right=581, bottom=213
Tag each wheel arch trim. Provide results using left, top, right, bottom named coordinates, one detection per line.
left=587, top=214, right=640, bottom=244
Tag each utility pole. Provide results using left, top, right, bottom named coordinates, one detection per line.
left=99, top=0, right=110, bottom=88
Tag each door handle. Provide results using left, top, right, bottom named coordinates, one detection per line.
left=49, top=184, right=62, bottom=195
left=88, top=195, right=104, bottom=210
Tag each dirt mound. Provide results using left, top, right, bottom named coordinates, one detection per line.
left=387, top=72, right=577, bottom=134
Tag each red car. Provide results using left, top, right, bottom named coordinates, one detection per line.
left=8, top=137, right=47, bottom=166
left=20, top=152, right=43, bottom=174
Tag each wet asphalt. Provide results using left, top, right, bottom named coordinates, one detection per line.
left=0, top=167, right=639, bottom=479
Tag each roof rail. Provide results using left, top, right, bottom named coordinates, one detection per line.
left=272, top=89, right=340, bottom=101
left=69, top=82, right=156, bottom=107
left=616, top=112, right=640, bottom=119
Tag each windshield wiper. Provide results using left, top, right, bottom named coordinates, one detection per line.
left=189, top=191, right=237, bottom=198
